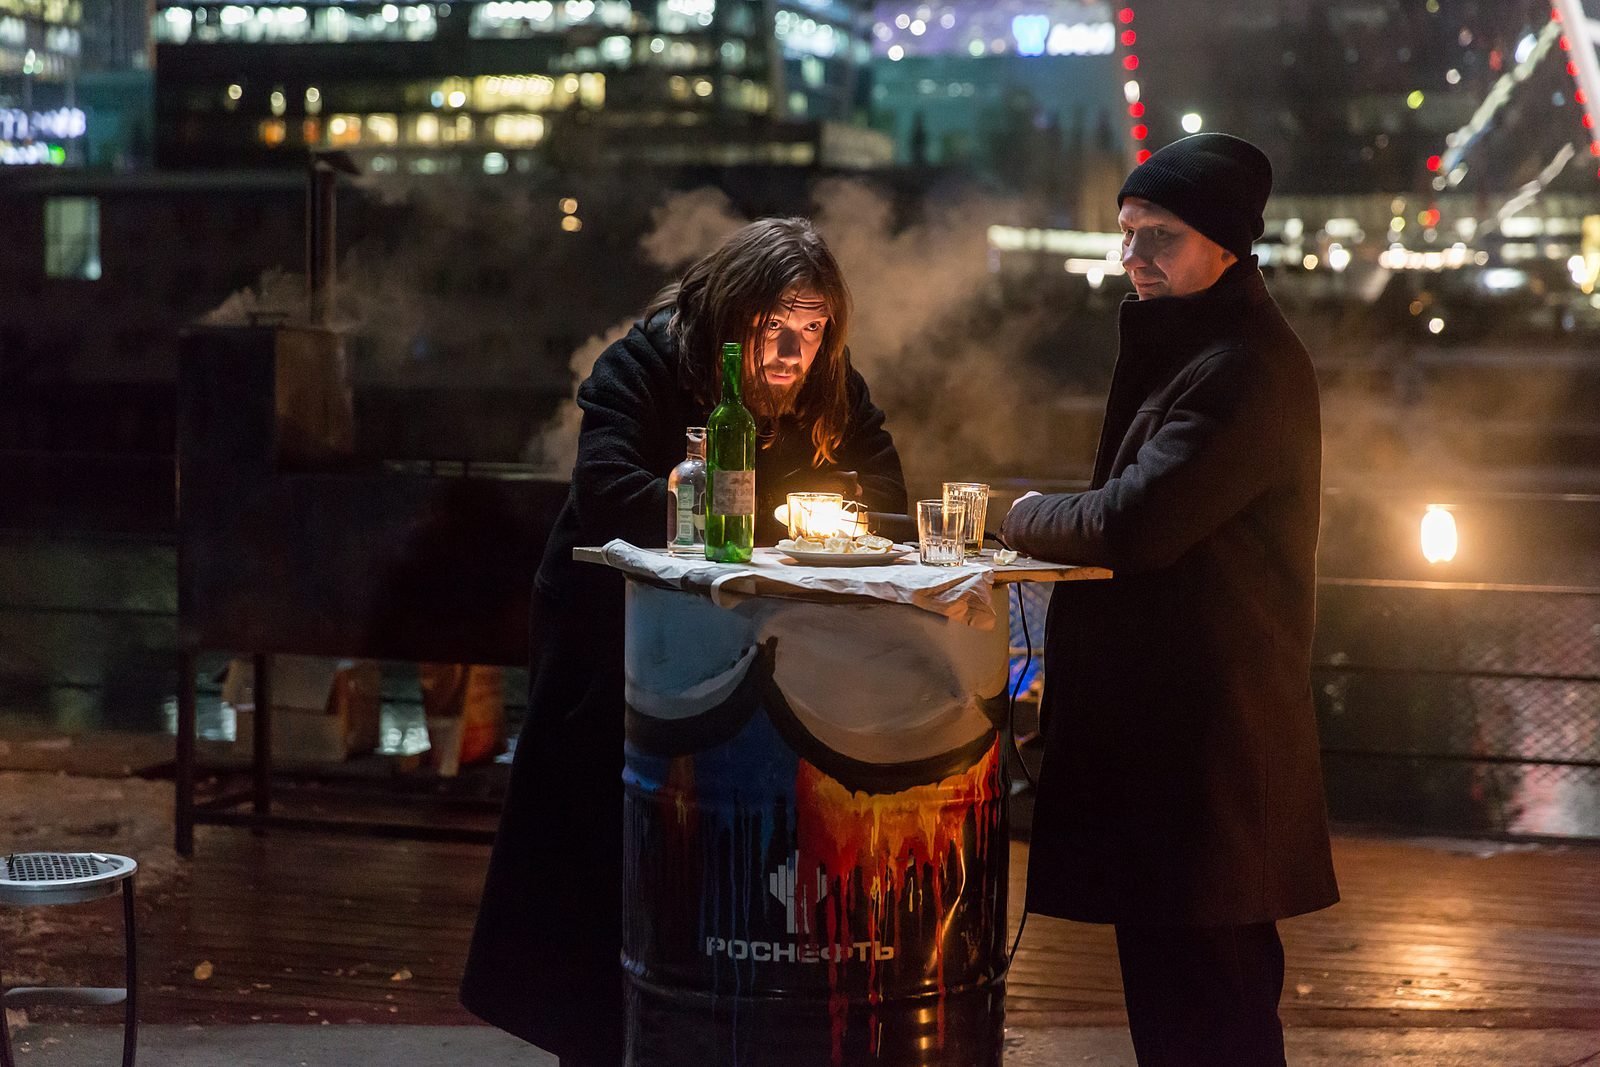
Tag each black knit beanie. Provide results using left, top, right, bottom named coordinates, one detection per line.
left=1117, top=133, right=1272, bottom=261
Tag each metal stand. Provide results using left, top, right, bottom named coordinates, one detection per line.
left=0, top=853, right=138, bottom=1067
left=172, top=653, right=498, bottom=857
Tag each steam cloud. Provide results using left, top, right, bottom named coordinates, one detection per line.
left=203, top=173, right=1589, bottom=499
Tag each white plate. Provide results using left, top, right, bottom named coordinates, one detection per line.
left=777, top=546, right=913, bottom=566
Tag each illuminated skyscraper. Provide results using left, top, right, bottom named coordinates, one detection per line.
left=867, top=1, right=1125, bottom=215
left=1124, top=0, right=1582, bottom=195
left=1, top=0, right=88, bottom=166
left=152, top=0, right=889, bottom=172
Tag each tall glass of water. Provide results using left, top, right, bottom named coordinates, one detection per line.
left=942, top=482, right=989, bottom=557
left=916, top=498, right=967, bottom=566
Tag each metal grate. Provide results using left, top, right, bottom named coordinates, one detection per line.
left=1314, top=583, right=1600, bottom=838
left=5, top=852, right=103, bottom=882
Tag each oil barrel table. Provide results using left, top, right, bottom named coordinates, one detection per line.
left=579, top=545, right=1109, bottom=1067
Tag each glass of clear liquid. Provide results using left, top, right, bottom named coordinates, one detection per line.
left=942, top=482, right=989, bottom=557
left=916, top=498, right=967, bottom=566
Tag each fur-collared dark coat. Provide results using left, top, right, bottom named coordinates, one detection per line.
left=460, top=312, right=907, bottom=1062
left=1001, top=262, right=1339, bottom=926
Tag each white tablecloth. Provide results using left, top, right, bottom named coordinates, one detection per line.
left=594, top=540, right=1004, bottom=627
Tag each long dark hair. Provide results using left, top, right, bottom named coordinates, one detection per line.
left=645, top=217, right=854, bottom=466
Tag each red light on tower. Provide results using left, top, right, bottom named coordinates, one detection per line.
left=1129, top=101, right=1145, bottom=117
left=1426, top=154, right=1442, bottom=171
left=1119, top=7, right=1135, bottom=24
left=1136, top=149, right=1152, bottom=163
left=1590, top=141, right=1599, bottom=156
left=1124, top=54, right=1140, bottom=70
left=1579, top=89, right=1588, bottom=105
left=1131, top=124, right=1149, bottom=140
left=1587, top=114, right=1596, bottom=129
left=1121, top=29, right=1137, bottom=46
left=1570, top=61, right=1581, bottom=77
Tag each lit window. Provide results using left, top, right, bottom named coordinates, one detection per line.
left=44, top=197, right=101, bottom=281
left=490, top=112, right=546, bottom=145
left=366, top=113, right=400, bottom=144
left=472, top=74, right=561, bottom=110
left=328, top=114, right=362, bottom=145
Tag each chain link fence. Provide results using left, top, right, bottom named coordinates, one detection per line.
left=1314, top=580, right=1600, bottom=838
left=1008, top=578, right=1600, bottom=840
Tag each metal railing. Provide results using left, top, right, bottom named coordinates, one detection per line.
left=1313, top=578, right=1600, bottom=839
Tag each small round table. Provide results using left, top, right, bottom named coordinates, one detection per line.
left=0, top=852, right=138, bottom=1067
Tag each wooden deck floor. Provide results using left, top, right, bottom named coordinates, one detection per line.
left=5, top=811, right=1596, bottom=1033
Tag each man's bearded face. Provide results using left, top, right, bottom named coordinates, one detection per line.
left=746, top=287, right=829, bottom=418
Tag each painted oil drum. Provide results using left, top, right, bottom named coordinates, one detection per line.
left=621, top=582, right=1009, bottom=1067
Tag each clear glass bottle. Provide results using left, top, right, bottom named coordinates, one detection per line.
left=705, top=342, right=756, bottom=563
left=667, top=427, right=707, bottom=556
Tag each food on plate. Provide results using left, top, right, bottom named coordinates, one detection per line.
left=776, top=532, right=898, bottom=555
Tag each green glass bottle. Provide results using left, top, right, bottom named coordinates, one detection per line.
left=705, top=341, right=756, bottom=562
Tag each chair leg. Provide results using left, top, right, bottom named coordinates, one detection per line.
left=0, top=946, right=15, bottom=1067
left=121, top=877, right=138, bottom=1067
left=176, top=649, right=198, bottom=858
left=251, top=653, right=273, bottom=835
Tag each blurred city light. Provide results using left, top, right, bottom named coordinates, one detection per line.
left=1181, top=112, right=1202, bottom=133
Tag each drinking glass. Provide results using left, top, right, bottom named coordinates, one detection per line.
left=916, top=498, right=967, bottom=566
left=942, top=482, right=990, bottom=557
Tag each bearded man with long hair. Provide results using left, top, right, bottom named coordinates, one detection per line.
left=460, top=217, right=907, bottom=1066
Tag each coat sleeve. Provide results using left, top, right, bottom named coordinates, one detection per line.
left=570, top=335, right=673, bottom=549
left=1001, top=347, right=1280, bottom=573
left=837, top=368, right=909, bottom=515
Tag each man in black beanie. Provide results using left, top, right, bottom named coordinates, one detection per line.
left=1002, top=133, right=1339, bottom=1066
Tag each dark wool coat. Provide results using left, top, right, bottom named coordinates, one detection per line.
left=1001, top=262, right=1339, bottom=926
left=460, top=312, right=907, bottom=1061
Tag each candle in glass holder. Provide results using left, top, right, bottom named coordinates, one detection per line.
left=786, top=492, right=848, bottom=541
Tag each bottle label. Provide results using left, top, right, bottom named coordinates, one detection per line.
left=674, top=488, right=695, bottom=542
left=710, top=469, right=755, bottom=516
